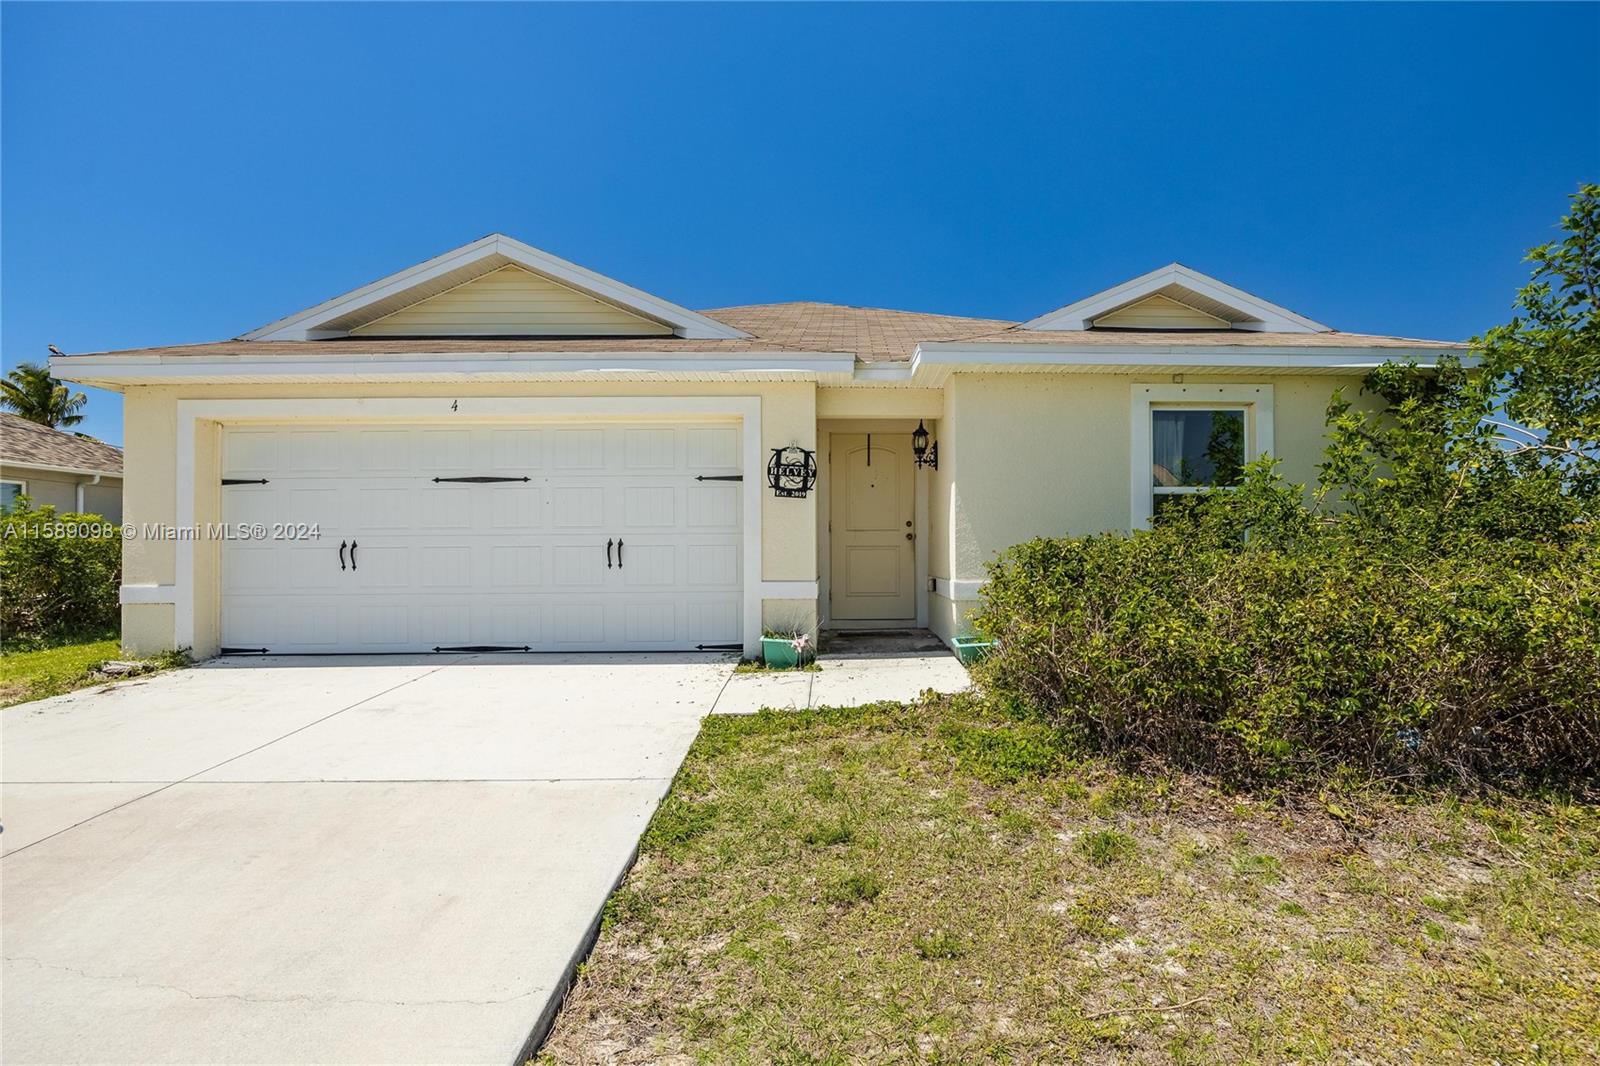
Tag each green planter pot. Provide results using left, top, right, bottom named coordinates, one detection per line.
left=761, top=636, right=812, bottom=669
left=951, top=636, right=996, bottom=666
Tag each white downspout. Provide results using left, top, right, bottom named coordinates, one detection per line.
left=75, top=473, right=102, bottom=513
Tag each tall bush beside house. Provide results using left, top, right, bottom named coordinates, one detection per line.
left=0, top=501, right=121, bottom=643
left=974, top=185, right=1600, bottom=789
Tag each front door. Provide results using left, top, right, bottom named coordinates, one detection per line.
left=829, top=433, right=915, bottom=620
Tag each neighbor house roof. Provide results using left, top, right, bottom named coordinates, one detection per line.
left=0, top=414, right=123, bottom=475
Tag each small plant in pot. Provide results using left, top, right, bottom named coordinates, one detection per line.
left=760, top=628, right=815, bottom=669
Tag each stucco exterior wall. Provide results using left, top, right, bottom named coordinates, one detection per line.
left=118, top=380, right=817, bottom=657
left=928, top=372, right=1373, bottom=642
left=0, top=467, right=123, bottom=521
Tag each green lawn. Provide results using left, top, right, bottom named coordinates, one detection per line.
left=538, top=696, right=1600, bottom=1064
left=0, top=635, right=176, bottom=707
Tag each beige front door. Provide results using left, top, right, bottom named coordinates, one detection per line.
left=829, top=433, right=915, bottom=620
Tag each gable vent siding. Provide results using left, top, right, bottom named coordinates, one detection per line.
left=1092, top=294, right=1229, bottom=330
left=350, top=265, right=673, bottom=337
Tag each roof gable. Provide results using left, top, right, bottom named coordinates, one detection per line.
left=242, top=234, right=749, bottom=341
left=1023, top=263, right=1331, bottom=333
left=1090, top=292, right=1229, bottom=330
left=350, top=265, right=672, bottom=338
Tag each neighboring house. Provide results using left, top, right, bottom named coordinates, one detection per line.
left=0, top=413, right=124, bottom=522
left=51, top=235, right=1462, bottom=658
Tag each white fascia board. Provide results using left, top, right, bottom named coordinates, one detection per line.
left=241, top=234, right=750, bottom=342
left=905, top=341, right=1471, bottom=383
left=1022, top=263, right=1332, bottom=333
left=49, top=350, right=853, bottom=386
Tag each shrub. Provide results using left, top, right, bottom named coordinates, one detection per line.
left=0, top=501, right=121, bottom=644
left=972, top=509, right=1600, bottom=789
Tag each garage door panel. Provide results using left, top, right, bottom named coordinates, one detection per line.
left=623, top=428, right=677, bottom=470
left=356, top=604, right=412, bottom=647
left=355, top=429, right=413, bottom=473
left=488, top=545, right=542, bottom=588
left=549, top=543, right=609, bottom=588
left=223, top=545, right=283, bottom=593
left=489, top=428, right=542, bottom=471
left=622, top=485, right=676, bottom=528
left=686, top=483, right=739, bottom=529
left=221, top=421, right=744, bottom=653
left=286, top=431, right=343, bottom=474
left=620, top=543, right=676, bottom=587
left=419, top=430, right=472, bottom=471
left=686, top=600, right=741, bottom=644
left=225, top=429, right=280, bottom=475
left=551, top=604, right=606, bottom=644
left=686, top=543, right=740, bottom=587
left=551, top=429, right=605, bottom=471
left=489, top=486, right=542, bottom=529
left=686, top=426, right=739, bottom=469
left=550, top=486, right=605, bottom=528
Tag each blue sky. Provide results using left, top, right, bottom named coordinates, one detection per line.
left=3, top=2, right=1596, bottom=445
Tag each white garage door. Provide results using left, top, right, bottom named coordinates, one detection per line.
left=219, top=422, right=744, bottom=654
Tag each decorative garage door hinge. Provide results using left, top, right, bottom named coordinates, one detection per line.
left=696, top=642, right=743, bottom=651
left=694, top=474, right=743, bottom=481
left=219, top=646, right=270, bottom=655
left=432, top=644, right=532, bottom=653
left=430, top=476, right=532, bottom=483
left=221, top=478, right=269, bottom=485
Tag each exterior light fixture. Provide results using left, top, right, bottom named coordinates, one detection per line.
left=912, top=420, right=938, bottom=470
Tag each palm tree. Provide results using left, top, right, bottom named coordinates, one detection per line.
left=0, top=362, right=88, bottom=428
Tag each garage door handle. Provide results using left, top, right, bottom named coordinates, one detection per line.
left=339, top=540, right=347, bottom=571
left=350, top=541, right=358, bottom=571
left=617, top=539, right=624, bottom=569
left=606, top=538, right=613, bottom=569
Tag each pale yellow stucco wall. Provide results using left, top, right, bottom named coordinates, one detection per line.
left=926, top=372, right=1374, bottom=642
left=0, top=466, right=123, bottom=521
left=118, top=380, right=818, bottom=657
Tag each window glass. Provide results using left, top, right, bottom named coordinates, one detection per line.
left=1151, top=409, right=1245, bottom=489
left=0, top=481, right=23, bottom=510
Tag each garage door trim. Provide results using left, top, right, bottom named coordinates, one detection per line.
left=175, top=396, right=764, bottom=657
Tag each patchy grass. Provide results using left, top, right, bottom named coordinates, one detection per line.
left=733, top=658, right=821, bottom=673
left=539, top=695, right=1600, bottom=1065
left=0, top=635, right=186, bottom=707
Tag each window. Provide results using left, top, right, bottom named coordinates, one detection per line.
left=1129, top=384, right=1273, bottom=529
left=1151, top=407, right=1245, bottom=517
left=0, top=480, right=24, bottom=511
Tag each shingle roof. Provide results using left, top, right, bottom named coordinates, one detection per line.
left=62, top=302, right=1463, bottom=366
left=0, top=414, right=123, bottom=474
left=701, top=302, right=1019, bottom=362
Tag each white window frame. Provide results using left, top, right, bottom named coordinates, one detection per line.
left=1, top=479, right=26, bottom=510
left=1130, top=384, right=1273, bottom=529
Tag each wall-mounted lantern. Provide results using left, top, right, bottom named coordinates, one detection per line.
left=767, top=445, right=817, bottom=498
left=912, top=420, right=938, bottom=470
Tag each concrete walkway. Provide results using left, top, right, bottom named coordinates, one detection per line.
left=710, top=632, right=971, bottom=715
left=2, top=654, right=729, bottom=1065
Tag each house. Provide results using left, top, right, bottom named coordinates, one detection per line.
left=50, top=235, right=1462, bottom=659
left=0, top=413, right=124, bottom=521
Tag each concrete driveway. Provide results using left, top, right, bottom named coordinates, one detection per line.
left=1, top=653, right=732, bottom=1065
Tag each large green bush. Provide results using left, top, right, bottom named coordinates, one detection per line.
left=1, top=501, right=122, bottom=644
left=972, top=504, right=1599, bottom=787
